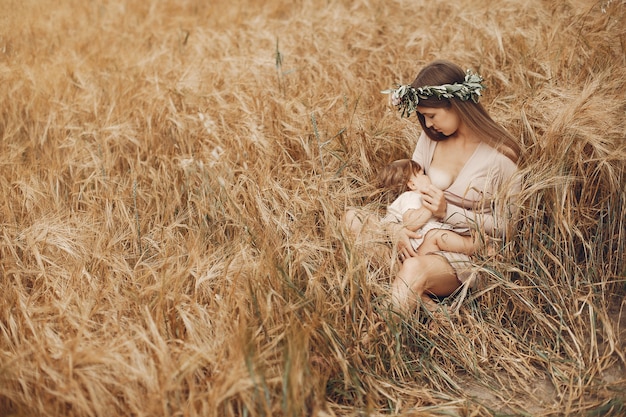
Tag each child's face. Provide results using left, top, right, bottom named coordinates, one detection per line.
left=407, top=169, right=431, bottom=191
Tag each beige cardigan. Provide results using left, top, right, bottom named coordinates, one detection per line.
left=411, top=131, right=520, bottom=239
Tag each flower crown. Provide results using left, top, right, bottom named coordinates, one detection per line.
left=382, top=70, right=486, bottom=118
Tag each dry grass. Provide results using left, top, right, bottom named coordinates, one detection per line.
left=1, top=0, right=625, bottom=416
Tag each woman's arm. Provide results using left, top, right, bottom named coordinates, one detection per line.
left=448, top=162, right=521, bottom=238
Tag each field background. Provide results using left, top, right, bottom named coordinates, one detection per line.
left=1, top=0, right=625, bottom=416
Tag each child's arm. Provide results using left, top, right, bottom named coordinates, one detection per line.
left=387, top=191, right=432, bottom=231
left=402, top=207, right=433, bottom=232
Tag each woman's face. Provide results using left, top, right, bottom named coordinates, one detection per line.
left=416, top=106, right=461, bottom=137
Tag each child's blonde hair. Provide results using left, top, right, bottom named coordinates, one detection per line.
left=377, top=159, right=423, bottom=198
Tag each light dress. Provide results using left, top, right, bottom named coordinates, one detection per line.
left=411, top=131, right=519, bottom=283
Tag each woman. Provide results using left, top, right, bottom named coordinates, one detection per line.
left=347, top=60, right=521, bottom=314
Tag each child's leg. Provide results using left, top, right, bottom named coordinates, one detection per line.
left=416, top=230, right=443, bottom=254
left=417, top=229, right=476, bottom=255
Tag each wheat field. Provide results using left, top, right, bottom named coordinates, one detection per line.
left=0, top=0, right=625, bottom=416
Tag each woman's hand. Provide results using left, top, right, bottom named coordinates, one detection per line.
left=420, top=185, right=447, bottom=220
left=396, top=227, right=421, bottom=261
